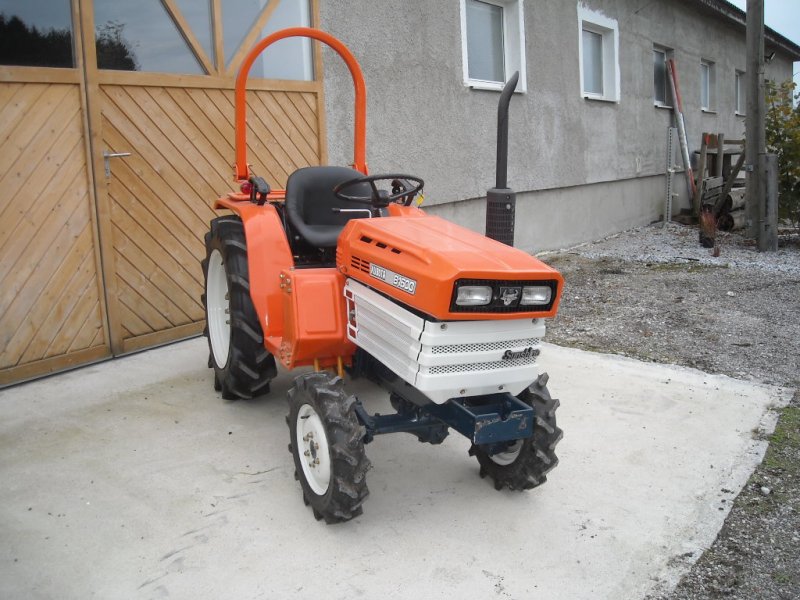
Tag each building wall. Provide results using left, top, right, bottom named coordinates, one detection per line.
left=320, top=0, right=794, bottom=252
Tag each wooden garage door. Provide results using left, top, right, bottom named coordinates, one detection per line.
left=0, top=0, right=325, bottom=383
left=88, top=0, right=325, bottom=354
left=97, top=83, right=323, bottom=354
left=0, top=2, right=111, bottom=386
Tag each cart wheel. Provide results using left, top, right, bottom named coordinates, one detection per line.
left=471, top=373, right=562, bottom=491
left=201, top=216, right=276, bottom=399
left=287, top=372, right=370, bottom=523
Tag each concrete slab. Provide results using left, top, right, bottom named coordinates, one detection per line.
left=0, top=339, right=790, bottom=600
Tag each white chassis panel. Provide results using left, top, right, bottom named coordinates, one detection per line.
left=344, top=279, right=545, bottom=404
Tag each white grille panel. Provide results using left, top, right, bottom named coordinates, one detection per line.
left=344, top=279, right=546, bottom=404
left=356, top=307, right=419, bottom=359
left=426, top=355, right=537, bottom=374
left=358, top=328, right=418, bottom=380
left=431, top=337, right=540, bottom=354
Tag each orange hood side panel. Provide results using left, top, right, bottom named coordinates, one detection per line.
left=337, top=214, right=563, bottom=320
left=279, top=268, right=355, bottom=369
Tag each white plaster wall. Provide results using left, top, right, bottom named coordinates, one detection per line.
left=426, top=175, right=665, bottom=253
left=319, top=0, right=795, bottom=245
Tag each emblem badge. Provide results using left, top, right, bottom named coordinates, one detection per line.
left=502, top=347, right=540, bottom=360
left=498, top=286, right=521, bottom=306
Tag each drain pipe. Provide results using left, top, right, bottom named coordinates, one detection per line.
left=485, top=71, right=519, bottom=246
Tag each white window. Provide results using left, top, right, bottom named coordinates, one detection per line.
left=700, top=59, right=715, bottom=111
left=460, top=0, right=527, bottom=91
left=578, top=5, right=620, bottom=102
left=735, top=70, right=746, bottom=115
left=653, top=46, right=673, bottom=106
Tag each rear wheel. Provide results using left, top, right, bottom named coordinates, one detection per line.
left=287, top=372, right=370, bottom=523
left=201, top=216, right=276, bottom=399
left=471, top=373, right=562, bottom=490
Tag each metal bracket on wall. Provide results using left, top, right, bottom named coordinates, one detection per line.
left=664, top=127, right=678, bottom=228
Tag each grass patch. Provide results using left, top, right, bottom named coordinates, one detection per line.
left=647, top=262, right=688, bottom=271
left=771, top=570, right=794, bottom=585
left=646, top=262, right=725, bottom=273
left=764, top=406, right=800, bottom=472
left=741, top=403, right=799, bottom=516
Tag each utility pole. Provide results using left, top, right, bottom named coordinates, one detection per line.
left=745, top=0, right=766, bottom=245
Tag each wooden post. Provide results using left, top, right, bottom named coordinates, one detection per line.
left=715, top=132, right=725, bottom=178
left=762, top=153, right=778, bottom=251
left=745, top=0, right=766, bottom=241
left=693, top=133, right=708, bottom=217
left=713, top=151, right=747, bottom=217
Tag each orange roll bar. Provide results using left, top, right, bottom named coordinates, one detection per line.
left=234, top=27, right=367, bottom=180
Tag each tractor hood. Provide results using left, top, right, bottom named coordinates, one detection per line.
left=337, top=212, right=563, bottom=321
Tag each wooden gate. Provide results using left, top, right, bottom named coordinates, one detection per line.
left=0, top=0, right=110, bottom=386
left=0, top=0, right=325, bottom=384
left=96, top=82, right=323, bottom=354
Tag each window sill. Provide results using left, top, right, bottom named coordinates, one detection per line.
left=701, top=108, right=717, bottom=114
left=466, top=80, right=526, bottom=93
left=654, top=102, right=673, bottom=110
left=582, top=94, right=618, bottom=103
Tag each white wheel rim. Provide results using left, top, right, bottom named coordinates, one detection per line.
left=206, top=249, right=230, bottom=368
left=296, top=404, right=331, bottom=495
left=490, top=440, right=523, bottom=466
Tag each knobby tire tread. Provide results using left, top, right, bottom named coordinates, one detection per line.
left=287, top=372, right=370, bottom=524
left=201, top=216, right=276, bottom=400
left=472, top=374, right=562, bottom=491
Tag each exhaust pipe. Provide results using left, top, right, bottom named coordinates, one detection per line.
left=485, top=71, right=519, bottom=246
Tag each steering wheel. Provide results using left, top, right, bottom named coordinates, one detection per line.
left=333, top=174, right=424, bottom=207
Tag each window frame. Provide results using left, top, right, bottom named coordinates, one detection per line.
left=577, top=5, right=620, bottom=102
left=653, top=45, right=673, bottom=108
left=700, top=59, right=716, bottom=112
left=735, top=69, right=746, bottom=115
left=460, top=0, right=527, bottom=92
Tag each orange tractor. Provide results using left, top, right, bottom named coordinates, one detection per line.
left=202, top=28, right=564, bottom=523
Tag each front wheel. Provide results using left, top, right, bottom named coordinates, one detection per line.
left=471, top=373, right=562, bottom=491
left=287, top=372, right=370, bottom=523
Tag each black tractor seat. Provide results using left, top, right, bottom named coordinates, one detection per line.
left=284, top=166, right=374, bottom=248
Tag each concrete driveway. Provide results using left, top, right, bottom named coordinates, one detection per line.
left=0, top=339, right=790, bottom=599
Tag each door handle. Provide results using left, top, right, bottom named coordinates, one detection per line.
left=103, top=150, right=132, bottom=178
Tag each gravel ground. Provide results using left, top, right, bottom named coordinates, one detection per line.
left=540, top=222, right=800, bottom=600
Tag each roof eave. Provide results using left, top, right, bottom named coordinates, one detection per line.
left=692, top=0, right=800, bottom=61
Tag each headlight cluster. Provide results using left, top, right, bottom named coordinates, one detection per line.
left=451, top=280, right=557, bottom=312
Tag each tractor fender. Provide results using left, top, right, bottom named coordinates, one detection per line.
left=214, top=198, right=293, bottom=352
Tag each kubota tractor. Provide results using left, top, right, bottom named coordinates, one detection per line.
left=201, top=28, right=564, bottom=523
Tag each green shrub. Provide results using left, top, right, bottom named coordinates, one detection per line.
left=765, top=80, right=800, bottom=228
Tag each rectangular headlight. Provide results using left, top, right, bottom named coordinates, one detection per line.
left=520, top=285, right=552, bottom=306
left=456, top=285, right=492, bottom=306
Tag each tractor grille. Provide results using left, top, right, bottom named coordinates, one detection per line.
left=428, top=355, right=537, bottom=374
left=431, top=337, right=540, bottom=354
left=345, top=279, right=546, bottom=404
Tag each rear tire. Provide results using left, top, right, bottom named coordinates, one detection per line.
left=471, top=373, right=562, bottom=491
left=287, top=372, right=370, bottom=523
left=201, top=216, right=276, bottom=399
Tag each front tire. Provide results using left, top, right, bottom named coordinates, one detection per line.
left=287, top=372, right=370, bottom=523
left=201, top=216, right=276, bottom=399
left=471, top=373, right=562, bottom=491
